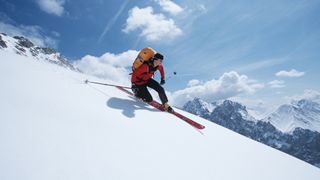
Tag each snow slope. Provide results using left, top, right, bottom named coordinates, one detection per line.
left=0, top=50, right=320, bottom=180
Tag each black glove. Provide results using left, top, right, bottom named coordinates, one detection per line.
left=160, top=78, right=165, bottom=85
left=131, top=84, right=138, bottom=94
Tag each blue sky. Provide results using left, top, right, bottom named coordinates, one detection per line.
left=1, top=0, right=320, bottom=113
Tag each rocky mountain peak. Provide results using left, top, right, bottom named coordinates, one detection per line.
left=0, top=33, right=80, bottom=72
left=294, top=99, right=320, bottom=111
left=0, top=33, right=7, bottom=48
left=220, top=100, right=246, bottom=111
left=14, top=36, right=35, bottom=48
left=183, top=98, right=212, bottom=118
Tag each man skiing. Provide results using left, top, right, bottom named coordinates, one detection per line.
left=131, top=52, right=174, bottom=112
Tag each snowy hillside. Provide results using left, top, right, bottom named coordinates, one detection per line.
left=1, top=46, right=320, bottom=179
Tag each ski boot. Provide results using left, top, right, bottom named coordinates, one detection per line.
left=163, top=103, right=174, bottom=113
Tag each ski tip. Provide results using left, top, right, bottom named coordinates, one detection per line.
left=84, top=79, right=88, bottom=84
left=194, top=125, right=205, bottom=130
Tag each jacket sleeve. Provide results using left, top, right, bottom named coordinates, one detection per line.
left=158, top=65, right=165, bottom=80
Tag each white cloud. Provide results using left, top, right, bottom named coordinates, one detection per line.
left=301, top=89, right=320, bottom=100
left=268, top=80, right=285, bottom=88
left=156, top=0, right=184, bottom=15
left=287, top=89, right=320, bottom=104
left=36, top=0, right=65, bottom=16
left=74, top=50, right=139, bottom=85
left=123, top=6, right=182, bottom=42
left=187, top=79, right=201, bottom=87
left=171, top=71, right=264, bottom=107
left=275, top=69, right=305, bottom=77
left=0, top=21, right=58, bottom=48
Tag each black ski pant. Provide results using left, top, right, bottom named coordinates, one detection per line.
left=135, top=78, right=168, bottom=104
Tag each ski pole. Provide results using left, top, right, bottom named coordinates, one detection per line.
left=84, top=79, right=131, bottom=89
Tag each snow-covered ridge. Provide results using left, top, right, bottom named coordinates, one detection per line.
left=265, top=99, right=320, bottom=133
left=0, top=33, right=79, bottom=72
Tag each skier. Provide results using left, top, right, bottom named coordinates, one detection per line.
left=131, top=52, right=174, bottom=112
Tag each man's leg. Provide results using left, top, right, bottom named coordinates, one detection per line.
left=135, top=85, right=153, bottom=102
left=146, top=79, right=168, bottom=104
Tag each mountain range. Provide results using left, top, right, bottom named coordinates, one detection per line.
left=183, top=98, right=320, bottom=168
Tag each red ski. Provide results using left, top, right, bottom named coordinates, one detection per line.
left=116, top=86, right=205, bottom=130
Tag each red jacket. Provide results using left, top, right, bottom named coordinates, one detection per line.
left=131, top=63, right=165, bottom=85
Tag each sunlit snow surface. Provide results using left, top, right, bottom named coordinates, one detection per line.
left=0, top=50, right=319, bottom=180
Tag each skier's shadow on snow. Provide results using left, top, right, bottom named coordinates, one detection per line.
left=106, top=96, right=158, bottom=118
